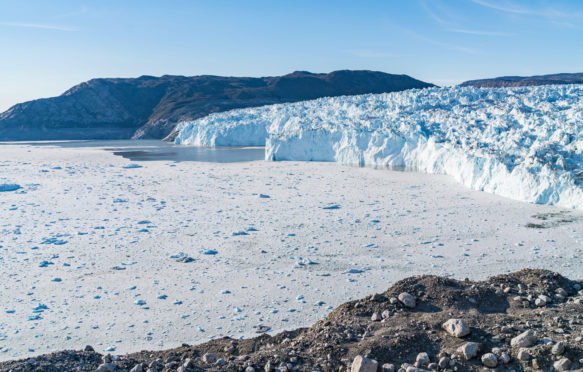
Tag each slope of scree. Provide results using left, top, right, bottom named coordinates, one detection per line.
left=0, top=70, right=433, bottom=141
left=1, top=269, right=582, bottom=372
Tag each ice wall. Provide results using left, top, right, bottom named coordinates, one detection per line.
left=176, top=85, right=583, bottom=209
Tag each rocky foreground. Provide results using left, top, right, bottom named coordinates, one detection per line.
left=2, top=269, right=582, bottom=372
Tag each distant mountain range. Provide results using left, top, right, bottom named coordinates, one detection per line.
left=460, top=72, right=583, bottom=88
left=0, top=70, right=434, bottom=141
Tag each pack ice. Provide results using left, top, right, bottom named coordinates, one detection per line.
left=175, top=85, right=583, bottom=209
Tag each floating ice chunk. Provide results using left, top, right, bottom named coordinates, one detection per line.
left=0, top=184, right=21, bottom=192
left=343, top=268, right=367, bottom=274
left=122, top=164, right=142, bottom=169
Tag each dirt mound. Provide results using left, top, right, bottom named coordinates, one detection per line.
left=2, top=268, right=582, bottom=372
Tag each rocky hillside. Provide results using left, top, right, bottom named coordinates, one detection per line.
left=0, top=71, right=434, bottom=141
left=1, top=269, right=582, bottom=372
left=460, top=72, right=583, bottom=88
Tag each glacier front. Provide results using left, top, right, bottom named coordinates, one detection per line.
left=175, top=85, right=583, bottom=209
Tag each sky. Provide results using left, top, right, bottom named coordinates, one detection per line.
left=0, top=0, right=582, bottom=112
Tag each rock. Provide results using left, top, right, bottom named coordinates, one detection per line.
left=371, top=312, right=381, bottom=321
left=176, top=367, right=186, bottom=372
left=389, top=297, right=398, bottom=304
left=381, top=310, right=392, bottom=319
left=532, top=358, right=542, bottom=370
left=84, top=345, right=95, bottom=352
left=182, top=358, right=195, bottom=368
left=538, top=294, right=552, bottom=303
left=398, top=293, right=416, bottom=308
left=556, top=288, right=568, bottom=296
left=535, top=298, right=546, bottom=307
left=438, top=357, right=449, bottom=369
left=553, top=358, right=572, bottom=371
left=499, top=352, right=511, bottom=364
left=457, top=342, right=479, bottom=360
left=443, top=319, right=471, bottom=337
left=130, top=364, right=143, bottom=372
left=381, top=363, right=395, bottom=372
left=371, top=293, right=384, bottom=302
left=481, top=353, right=498, bottom=368
left=415, top=352, right=429, bottom=366
left=517, top=349, right=530, bottom=361
left=148, top=359, right=163, bottom=369
left=552, top=341, right=565, bottom=355
left=202, top=353, right=217, bottom=364
left=216, top=358, right=227, bottom=366
left=245, top=367, right=256, bottom=372
left=351, top=356, right=378, bottom=372
left=511, top=330, right=537, bottom=348
left=95, top=363, right=116, bottom=372
left=264, top=361, right=274, bottom=372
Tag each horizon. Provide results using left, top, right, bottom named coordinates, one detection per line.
left=1, top=0, right=582, bottom=112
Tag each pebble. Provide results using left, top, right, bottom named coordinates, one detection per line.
left=442, top=319, right=470, bottom=337
left=510, top=330, right=537, bottom=348
left=553, top=358, right=572, bottom=371
left=381, top=363, right=395, bottom=372
left=202, top=353, right=217, bottom=364
left=456, top=342, right=479, bottom=360
left=499, top=352, right=511, bottom=364
left=397, top=293, right=416, bottom=308
left=351, top=356, right=378, bottom=372
left=415, top=352, right=429, bottom=366
left=95, top=363, right=117, bottom=372
left=517, top=349, right=530, bottom=361
left=438, top=357, right=449, bottom=369
left=130, top=364, right=143, bottom=372
left=551, top=341, right=565, bottom=355
left=371, top=312, right=381, bottom=321
left=481, top=353, right=497, bottom=368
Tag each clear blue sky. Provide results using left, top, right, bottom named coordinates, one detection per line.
left=1, top=0, right=582, bottom=112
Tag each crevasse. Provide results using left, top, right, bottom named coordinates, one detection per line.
left=175, top=85, right=583, bottom=209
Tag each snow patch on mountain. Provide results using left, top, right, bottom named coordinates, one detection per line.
left=175, top=85, right=583, bottom=209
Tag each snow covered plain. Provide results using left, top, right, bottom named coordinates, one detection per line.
left=176, top=85, right=583, bottom=209
left=1, top=141, right=582, bottom=361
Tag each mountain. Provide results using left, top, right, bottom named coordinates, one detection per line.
left=0, top=70, right=434, bottom=141
left=460, top=72, right=583, bottom=88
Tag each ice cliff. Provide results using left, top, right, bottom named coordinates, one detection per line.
left=175, top=85, right=583, bottom=209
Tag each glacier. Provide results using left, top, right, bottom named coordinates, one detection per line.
left=175, top=85, right=583, bottom=209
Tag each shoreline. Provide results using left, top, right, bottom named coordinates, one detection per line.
left=1, top=268, right=582, bottom=371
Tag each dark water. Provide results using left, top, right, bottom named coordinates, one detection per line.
left=1, top=140, right=265, bottom=163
